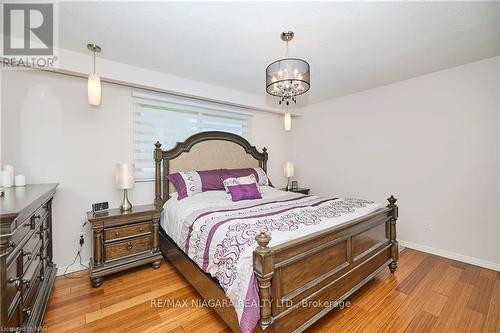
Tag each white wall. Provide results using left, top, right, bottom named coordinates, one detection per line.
left=3, top=56, right=499, bottom=272
left=1, top=69, right=290, bottom=270
left=291, top=56, right=500, bottom=268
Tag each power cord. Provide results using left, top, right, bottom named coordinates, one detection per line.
left=63, top=238, right=89, bottom=279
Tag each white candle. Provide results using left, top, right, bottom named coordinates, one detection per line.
left=15, top=175, right=26, bottom=187
left=1, top=171, right=13, bottom=187
left=3, top=165, right=14, bottom=185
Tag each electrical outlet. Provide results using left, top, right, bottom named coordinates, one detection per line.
left=77, top=232, right=85, bottom=246
left=425, top=222, right=433, bottom=231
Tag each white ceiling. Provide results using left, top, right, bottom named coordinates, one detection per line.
left=59, top=1, right=500, bottom=104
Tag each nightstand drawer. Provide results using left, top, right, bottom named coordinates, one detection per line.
left=104, top=222, right=151, bottom=242
left=104, top=235, right=151, bottom=262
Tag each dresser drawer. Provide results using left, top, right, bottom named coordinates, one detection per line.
left=7, top=301, right=21, bottom=328
left=104, top=235, right=151, bottom=262
left=10, top=206, right=47, bottom=255
left=104, top=222, right=151, bottom=242
left=41, top=243, right=50, bottom=273
left=21, top=261, right=43, bottom=325
left=6, top=251, right=22, bottom=318
left=21, top=232, right=43, bottom=273
left=22, top=252, right=43, bottom=303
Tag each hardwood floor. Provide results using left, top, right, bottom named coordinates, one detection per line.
left=43, top=249, right=500, bottom=332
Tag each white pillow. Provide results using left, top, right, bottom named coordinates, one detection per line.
left=222, top=174, right=261, bottom=196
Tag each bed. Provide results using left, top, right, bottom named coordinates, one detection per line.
left=153, top=131, right=399, bottom=333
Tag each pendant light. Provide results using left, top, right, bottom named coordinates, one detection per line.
left=284, top=111, right=291, bottom=131
left=87, top=43, right=102, bottom=106
left=266, top=31, right=310, bottom=131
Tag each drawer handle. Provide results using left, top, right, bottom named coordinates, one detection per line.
left=23, top=251, right=32, bottom=261
left=139, top=227, right=144, bottom=232
left=8, top=277, right=21, bottom=288
left=23, top=307, right=32, bottom=317
left=22, top=279, right=31, bottom=288
left=114, top=231, right=120, bottom=237
left=126, top=242, right=133, bottom=250
left=28, top=214, right=41, bottom=228
left=8, top=241, right=16, bottom=249
left=38, top=273, right=44, bottom=281
left=42, top=226, right=49, bottom=231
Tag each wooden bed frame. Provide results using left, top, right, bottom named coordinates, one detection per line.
left=153, top=131, right=399, bottom=333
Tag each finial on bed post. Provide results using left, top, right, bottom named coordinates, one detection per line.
left=253, top=231, right=274, bottom=329
left=154, top=141, right=163, bottom=207
left=387, top=195, right=399, bottom=273
left=262, top=147, right=268, bottom=173
left=256, top=231, right=271, bottom=249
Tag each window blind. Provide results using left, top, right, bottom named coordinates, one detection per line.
left=132, top=90, right=253, bottom=180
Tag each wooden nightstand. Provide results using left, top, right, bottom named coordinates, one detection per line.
left=281, top=188, right=310, bottom=195
left=87, top=204, right=162, bottom=287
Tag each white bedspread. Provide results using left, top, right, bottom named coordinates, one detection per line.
left=160, top=187, right=383, bottom=333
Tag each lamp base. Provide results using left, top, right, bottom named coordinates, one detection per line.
left=286, top=177, right=292, bottom=191
left=120, top=189, right=132, bottom=211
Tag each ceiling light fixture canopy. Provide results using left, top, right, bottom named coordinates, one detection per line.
left=87, top=43, right=102, bottom=106
left=266, top=31, right=310, bottom=106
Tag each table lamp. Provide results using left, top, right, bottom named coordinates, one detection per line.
left=284, top=162, right=294, bottom=191
left=116, top=163, right=135, bottom=211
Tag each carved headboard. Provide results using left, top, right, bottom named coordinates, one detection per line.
left=153, top=131, right=268, bottom=206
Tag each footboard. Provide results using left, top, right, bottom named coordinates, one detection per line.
left=253, top=196, right=399, bottom=333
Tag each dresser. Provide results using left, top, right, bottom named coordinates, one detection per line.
left=0, top=184, right=58, bottom=331
left=87, top=204, right=162, bottom=287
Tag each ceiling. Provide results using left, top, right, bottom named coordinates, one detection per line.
left=59, top=1, right=500, bottom=104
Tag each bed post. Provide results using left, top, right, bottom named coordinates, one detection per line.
left=154, top=141, right=163, bottom=207
left=254, top=232, right=274, bottom=330
left=387, top=195, right=399, bottom=273
left=262, top=147, right=268, bottom=173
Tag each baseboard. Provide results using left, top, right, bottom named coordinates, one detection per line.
left=399, top=240, right=500, bottom=272
left=56, top=260, right=90, bottom=276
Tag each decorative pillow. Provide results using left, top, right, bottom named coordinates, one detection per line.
left=227, top=183, right=262, bottom=202
left=167, top=169, right=228, bottom=200
left=222, top=174, right=260, bottom=193
left=226, top=167, right=272, bottom=187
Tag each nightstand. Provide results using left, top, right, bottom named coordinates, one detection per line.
left=87, top=204, right=162, bottom=287
left=281, top=188, right=310, bottom=195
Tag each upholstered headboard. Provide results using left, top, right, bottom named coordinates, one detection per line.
left=153, top=131, right=268, bottom=206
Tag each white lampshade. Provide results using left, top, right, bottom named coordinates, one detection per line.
left=115, top=163, right=135, bottom=189
left=283, top=162, right=294, bottom=178
left=88, top=73, right=101, bottom=106
left=284, top=112, right=291, bottom=131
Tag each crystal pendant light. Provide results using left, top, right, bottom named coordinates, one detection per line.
left=266, top=31, right=310, bottom=106
left=266, top=31, right=310, bottom=131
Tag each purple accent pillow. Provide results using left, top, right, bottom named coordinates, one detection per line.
left=226, top=167, right=273, bottom=187
left=167, top=169, right=229, bottom=200
left=227, top=183, right=262, bottom=202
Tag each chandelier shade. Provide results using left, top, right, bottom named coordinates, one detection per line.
left=266, top=58, right=310, bottom=104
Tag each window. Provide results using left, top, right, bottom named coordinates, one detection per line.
left=132, top=90, right=253, bottom=180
